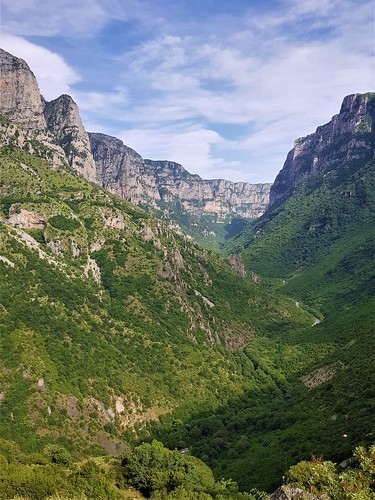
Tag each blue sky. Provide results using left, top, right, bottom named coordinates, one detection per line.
left=0, top=0, right=374, bottom=183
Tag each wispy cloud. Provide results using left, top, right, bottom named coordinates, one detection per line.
left=0, top=0, right=373, bottom=182
left=0, top=34, right=80, bottom=100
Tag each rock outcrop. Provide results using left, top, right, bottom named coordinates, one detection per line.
left=0, top=47, right=271, bottom=222
left=0, top=48, right=96, bottom=179
left=0, top=48, right=46, bottom=129
left=269, top=93, right=375, bottom=208
left=44, top=95, right=97, bottom=182
left=89, top=132, right=161, bottom=206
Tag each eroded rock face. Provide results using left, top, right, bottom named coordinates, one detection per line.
left=0, top=48, right=46, bottom=129
left=0, top=49, right=95, bottom=179
left=89, top=132, right=161, bottom=206
left=90, top=133, right=271, bottom=221
left=146, top=160, right=272, bottom=219
left=44, top=95, right=97, bottom=182
left=270, top=93, right=375, bottom=208
left=8, top=208, right=46, bottom=229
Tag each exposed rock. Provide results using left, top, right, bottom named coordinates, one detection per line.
left=0, top=255, right=15, bottom=267
left=141, top=225, right=155, bottom=242
left=301, top=362, right=345, bottom=389
left=228, top=254, right=247, bottom=278
left=89, top=132, right=271, bottom=221
left=89, top=132, right=161, bottom=205
left=0, top=122, right=67, bottom=167
left=146, top=159, right=272, bottom=220
left=270, top=93, right=375, bottom=208
left=173, top=248, right=185, bottom=270
left=66, top=396, right=80, bottom=419
left=1, top=48, right=271, bottom=224
left=47, top=239, right=64, bottom=257
left=84, top=256, right=101, bottom=284
left=0, top=48, right=46, bottom=129
left=104, top=214, right=125, bottom=230
left=0, top=49, right=94, bottom=178
left=44, top=95, right=97, bottom=182
left=194, top=290, right=215, bottom=308
left=271, top=486, right=328, bottom=499
left=8, top=208, right=46, bottom=229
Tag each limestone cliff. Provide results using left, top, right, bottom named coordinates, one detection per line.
left=0, top=48, right=96, bottom=180
left=0, top=48, right=46, bottom=129
left=1, top=47, right=270, bottom=220
left=89, top=133, right=271, bottom=220
left=89, top=132, right=161, bottom=205
left=44, top=95, right=97, bottom=182
left=270, top=93, right=375, bottom=208
left=146, top=159, right=271, bottom=219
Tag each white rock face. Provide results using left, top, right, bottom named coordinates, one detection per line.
left=0, top=49, right=96, bottom=180
left=89, top=133, right=161, bottom=206
left=8, top=208, right=46, bottom=229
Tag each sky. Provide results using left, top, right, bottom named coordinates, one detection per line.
left=0, top=0, right=374, bottom=183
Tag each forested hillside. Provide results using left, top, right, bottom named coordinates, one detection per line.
left=0, top=62, right=374, bottom=497
left=0, top=144, right=319, bottom=487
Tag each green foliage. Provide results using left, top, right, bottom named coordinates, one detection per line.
left=48, top=214, right=81, bottom=231
left=287, top=446, right=375, bottom=499
left=122, top=440, right=262, bottom=499
left=1, top=131, right=374, bottom=496
left=44, top=444, right=72, bottom=466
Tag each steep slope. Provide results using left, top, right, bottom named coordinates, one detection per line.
left=44, top=94, right=97, bottom=182
left=0, top=141, right=312, bottom=465
left=212, top=93, right=375, bottom=490
left=89, top=132, right=271, bottom=247
left=269, top=92, right=375, bottom=208
left=0, top=48, right=271, bottom=249
left=0, top=48, right=46, bottom=129
left=0, top=48, right=96, bottom=180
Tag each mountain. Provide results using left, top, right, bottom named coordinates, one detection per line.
left=0, top=47, right=271, bottom=248
left=0, top=143, right=316, bottom=497
left=1, top=46, right=375, bottom=495
left=0, top=48, right=97, bottom=182
left=269, top=92, right=375, bottom=208
left=214, top=93, right=375, bottom=489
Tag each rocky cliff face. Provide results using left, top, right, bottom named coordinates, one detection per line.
left=0, top=48, right=46, bottom=129
left=89, top=132, right=161, bottom=205
left=0, top=47, right=270, bottom=221
left=44, top=95, right=97, bottom=182
left=269, top=93, right=375, bottom=208
left=146, top=159, right=271, bottom=219
left=0, top=48, right=96, bottom=180
left=89, top=132, right=271, bottom=220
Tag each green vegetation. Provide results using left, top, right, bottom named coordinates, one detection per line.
left=0, top=116, right=374, bottom=498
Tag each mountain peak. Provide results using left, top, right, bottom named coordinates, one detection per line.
left=0, top=47, right=46, bottom=129
left=269, top=92, right=375, bottom=208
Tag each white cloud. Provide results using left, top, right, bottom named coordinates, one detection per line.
left=118, top=124, right=231, bottom=179
left=0, top=0, right=373, bottom=183
left=0, top=34, right=80, bottom=100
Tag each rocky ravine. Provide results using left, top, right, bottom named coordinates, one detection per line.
left=0, top=47, right=271, bottom=222
left=270, top=92, right=375, bottom=208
